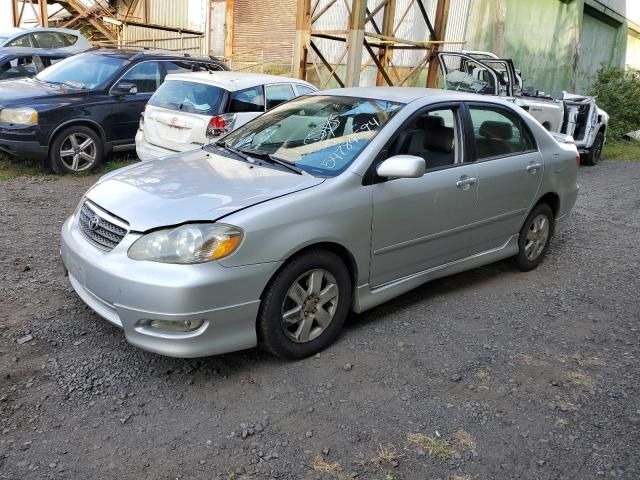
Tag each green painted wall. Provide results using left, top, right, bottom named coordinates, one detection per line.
left=464, top=0, right=630, bottom=94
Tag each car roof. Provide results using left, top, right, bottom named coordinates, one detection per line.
left=80, top=47, right=225, bottom=63
left=0, top=47, right=72, bottom=57
left=163, top=71, right=315, bottom=91
left=0, top=27, right=83, bottom=37
left=315, top=86, right=515, bottom=105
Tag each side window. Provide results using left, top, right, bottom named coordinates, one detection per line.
left=32, top=32, right=65, bottom=49
left=0, top=56, right=35, bottom=79
left=388, top=108, right=459, bottom=170
left=469, top=106, right=535, bottom=160
left=229, top=86, right=264, bottom=113
left=118, top=61, right=161, bottom=94
left=265, top=84, right=295, bottom=109
left=164, top=61, right=196, bottom=75
left=59, top=33, right=78, bottom=46
left=295, top=84, right=316, bottom=96
left=7, top=34, right=33, bottom=48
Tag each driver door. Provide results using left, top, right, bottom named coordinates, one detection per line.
left=437, top=52, right=502, bottom=96
left=369, top=104, right=479, bottom=287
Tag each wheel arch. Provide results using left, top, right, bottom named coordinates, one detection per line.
left=48, top=119, right=107, bottom=148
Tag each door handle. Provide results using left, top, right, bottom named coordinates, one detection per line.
left=526, top=163, right=542, bottom=173
left=456, top=177, right=477, bottom=189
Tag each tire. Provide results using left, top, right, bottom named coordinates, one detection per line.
left=49, top=125, right=103, bottom=174
left=258, top=249, right=352, bottom=359
left=513, top=203, right=554, bottom=272
left=582, top=130, right=604, bottom=166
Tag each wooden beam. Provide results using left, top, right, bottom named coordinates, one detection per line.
left=12, top=0, right=20, bottom=27
left=375, top=0, right=395, bottom=86
left=426, top=0, right=450, bottom=88
left=38, top=0, right=48, bottom=27
left=224, top=0, right=234, bottom=59
left=293, top=0, right=312, bottom=79
left=310, top=40, right=344, bottom=87
left=344, top=0, right=367, bottom=87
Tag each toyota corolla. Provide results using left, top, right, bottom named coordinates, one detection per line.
left=60, top=88, right=579, bottom=359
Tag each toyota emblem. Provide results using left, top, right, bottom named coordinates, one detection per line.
left=89, top=215, right=100, bottom=231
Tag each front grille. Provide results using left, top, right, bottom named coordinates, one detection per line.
left=78, top=202, right=128, bottom=251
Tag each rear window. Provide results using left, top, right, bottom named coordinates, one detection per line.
left=148, top=80, right=227, bottom=116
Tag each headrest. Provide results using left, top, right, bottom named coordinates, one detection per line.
left=479, top=121, right=513, bottom=140
left=424, top=125, right=454, bottom=153
left=417, top=115, right=445, bottom=130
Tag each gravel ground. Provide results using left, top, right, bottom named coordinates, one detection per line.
left=0, top=160, right=639, bottom=480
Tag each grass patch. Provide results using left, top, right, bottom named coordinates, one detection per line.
left=603, top=140, right=640, bottom=161
left=406, top=433, right=453, bottom=461
left=565, top=371, right=593, bottom=386
left=451, top=475, right=472, bottom=480
left=371, top=444, right=399, bottom=467
left=0, top=152, right=139, bottom=181
left=475, top=370, right=491, bottom=382
left=312, top=455, right=343, bottom=476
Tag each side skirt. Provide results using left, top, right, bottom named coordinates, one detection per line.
left=353, top=234, right=520, bottom=313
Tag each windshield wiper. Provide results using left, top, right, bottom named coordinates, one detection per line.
left=237, top=147, right=304, bottom=175
left=214, top=141, right=258, bottom=165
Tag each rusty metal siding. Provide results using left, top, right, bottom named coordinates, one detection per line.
left=116, top=0, right=206, bottom=32
left=231, top=0, right=296, bottom=63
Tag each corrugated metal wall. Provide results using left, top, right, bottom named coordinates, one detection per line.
left=627, top=30, right=640, bottom=68
left=120, top=24, right=205, bottom=53
left=117, top=0, right=206, bottom=32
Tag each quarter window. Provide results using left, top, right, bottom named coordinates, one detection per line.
left=469, top=107, right=535, bottom=159
left=388, top=108, right=459, bottom=170
left=295, top=84, right=316, bottom=95
left=229, top=86, right=264, bottom=113
left=265, top=84, right=295, bottom=109
left=59, top=33, right=78, bottom=46
left=118, top=61, right=161, bottom=93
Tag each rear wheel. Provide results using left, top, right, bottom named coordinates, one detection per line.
left=513, top=203, right=554, bottom=272
left=258, top=250, right=352, bottom=359
left=50, top=126, right=103, bottom=174
left=582, top=130, right=604, bottom=166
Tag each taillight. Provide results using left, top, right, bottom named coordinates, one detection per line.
left=206, top=113, right=236, bottom=139
left=576, top=151, right=581, bottom=166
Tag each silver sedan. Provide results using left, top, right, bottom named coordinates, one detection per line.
left=60, top=88, right=579, bottom=359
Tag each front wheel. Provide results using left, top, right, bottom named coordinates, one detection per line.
left=258, top=250, right=352, bottom=359
left=513, top=203, right=554, bottom=272
left=582, top=130, right=604, bottom=166
left=49, top=126, right=103, bottom=174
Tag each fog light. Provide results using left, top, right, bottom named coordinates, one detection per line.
left=148, top=319, right=205, bottom=332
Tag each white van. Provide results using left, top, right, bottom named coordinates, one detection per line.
left=135, top=71, right=317, bottom=161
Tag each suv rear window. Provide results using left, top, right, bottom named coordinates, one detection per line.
left=149, top=80, right=227, bottom=116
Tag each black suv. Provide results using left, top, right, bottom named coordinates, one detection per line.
left=0, top=48, right=227, bottom=173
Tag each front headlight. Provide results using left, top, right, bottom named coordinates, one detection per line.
left=128, top=223, right=243, bottom=264
left=0, top=108, right=38, bottom=125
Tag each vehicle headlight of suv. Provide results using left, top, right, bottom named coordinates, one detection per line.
left=0, top=108, right=38, bottom=125
left=128, top=223, right=243, bottom=264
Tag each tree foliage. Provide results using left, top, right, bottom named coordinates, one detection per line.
left=590, top=68, right=640, bottom=139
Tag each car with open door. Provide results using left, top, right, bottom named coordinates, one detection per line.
left=61, top=87, right=579, bottom=359
left=437, top=50, right=608, bottom=165
left=135, top=71, right=317, bottom=161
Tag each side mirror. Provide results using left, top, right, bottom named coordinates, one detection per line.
left=112, top=82, right=138, bottom=96
left=376, top=155, right=425, bottom=179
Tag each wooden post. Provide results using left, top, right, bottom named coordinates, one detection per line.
left=345, top=0, right=367, bottom=87
left=376, top=0, right=396, bottom=86
left=205, top=0, right=212, bottom=55
left=224, top=0, right=234, bottom=60
left=426, top=0, right=451, bottom=88
left=38, top=0, right=48, bottom=27
left=292, top=0, right=311, bottom=80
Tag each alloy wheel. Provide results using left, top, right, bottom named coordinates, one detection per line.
left=59, top=133, right=97, bottom=172
left=281, top=269, right=339, bottom=343
left=525, top=214, right=550, bottom=261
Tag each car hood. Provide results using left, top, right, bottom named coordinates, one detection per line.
left=86, top=149, right=325, bottom=232
left=0, top=78, right=76, bottom=105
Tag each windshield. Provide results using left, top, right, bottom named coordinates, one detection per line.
left=149, top=80, right=227, bottom=115
left=36, top=53, right=127, bottom=89
left=222, top=95, right=404, bottom=177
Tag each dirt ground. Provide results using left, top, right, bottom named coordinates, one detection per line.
left=0, top=160, right=639, bottom=480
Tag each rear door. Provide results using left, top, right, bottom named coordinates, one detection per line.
left=465, top=103, right=544, bottom=254
left=227, top=85, right=266, bottom=128
left=437, top=52, right=501, bottom=95
left=142, top=79, right=228, bottom=152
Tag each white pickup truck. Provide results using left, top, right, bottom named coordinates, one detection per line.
left=438, top=50, right=608, bottom=165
